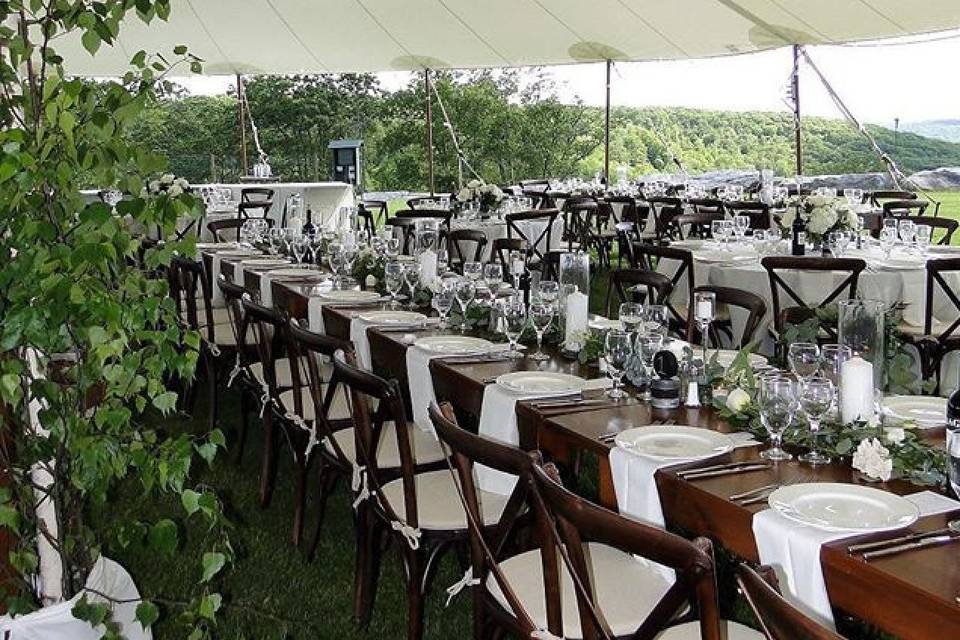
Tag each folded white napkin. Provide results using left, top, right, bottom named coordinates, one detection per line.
left=211, top=253, right=226, bottom=306
left=753, top=489, right=960, bottom=628
left=348, top=315, right=432, bottom=370
left=308, top=297, right=326, bottom=334
left=476, top=377, right=611, bottom=496
left=259, top=271, right=276, bottom=307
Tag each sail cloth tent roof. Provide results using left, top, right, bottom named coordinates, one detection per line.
left=56, top=0, right=960, bottom=76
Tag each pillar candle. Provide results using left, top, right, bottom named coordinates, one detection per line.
left=840, top=356, right=874, bottom=424
left=564, top=290, right=589, bottom=350
left=419, top=249, right=438, bottom=288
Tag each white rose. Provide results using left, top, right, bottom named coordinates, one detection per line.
left=174, top=178, right=190, bottom=190
left=160, top=173, right=175, bottom=184
left=725, top=387, right=752, bottom=413
left=781, top=207, right=796, bottom=228
left=168, top=184, right=183, bottom=197
left=148, top=180, right=160, bottom=194
left=457, top=188, right=472, bottom=202
left=365, top=274, right=378, bottom=288
left=884, top=427, right=906, bottom=445
left=846, top=210, right=860, bottom=229
left=807, top=195, right=829, bottom=207
left=852, top=438, right=893, bottom=482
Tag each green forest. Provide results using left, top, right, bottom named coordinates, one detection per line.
left=131, top=69, right=960, bottom=193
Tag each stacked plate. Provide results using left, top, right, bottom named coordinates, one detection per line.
left=357, top=310, right=427, bottom=325
left=242, top=258, right=290, bottom=268
left=414, top=335, right=493, bottom=355
left=767, top=483, right=919, bottom=533
left=882, top=395, right=947, bottom=428
left=495, top=371, right=587, bottom=397
left=266, top=268, right=326, bottom=281
left=614, top=425, right=734, bottom=461
left=317, top=290, right=382, bottom=304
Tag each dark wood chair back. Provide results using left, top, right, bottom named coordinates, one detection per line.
left=690, top=285, right=767, bottom=349
left=505, top=209, right=559, bottom=263
left=394, top=208, right=453, bottom=232
left=444, top=228, right=488, bottom=272
left=529, top=463, right=725, bottom=640
left=882, top=199, right=928, bottom=218
left=926, top=258, right=960, bottom=342
left=384, top=216, right=416, bottom=254
left=540, top=251, right=564, bottom=281
left=688, top=197, right=724, bottom=216
left=492, top=238, right=526, bottom=275
left=207, top=217, right=274, bottom=243
left=217, top=275, right=253, bottom=355
left=241, top=187, right=275, bottom=203
left=615, top=222, right=640, bottom=267
left=869, top=190, right=916, bottom=207
left=605, top=268, right=673, bottom=317
left=633, top=244, right=696, bottom=339
left=604, top=195, right=635, bottom=224
left=725, top=200, right=772, bottom=230
left=521, top=189, right=553, bottom=209
left=240, top=296, right=289, bottom=402
left=646, top=196, right=683, bottom=241
left=406, top=195, right=440, bottom=209
left=237, top=200, right=273, bottom=227
left=170, top=255, right=207, bottom=334
left=357, top=205, right=376, bottom=237
left=737, top=564, right=843, bottom=640
left=903, top=215, right=957, bottom=245
left=561, top=198, right=598, bottom=251
left=361, top=199, right=388, bottom=226
left=761, top=256, right=866, bottom=338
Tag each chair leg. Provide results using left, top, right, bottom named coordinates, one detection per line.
left=259, top=409, right=277, bottom=508
left=353, top=505, right=382, bottom=627
left=307, top=462, right=339, bottom=562
left=206, top=353, right=219, bottom=432
left=235, top=391, right=250, bottom=465
left=291, top=454, right=308, bottom=546
left=405, top=546, right=426, bottom=640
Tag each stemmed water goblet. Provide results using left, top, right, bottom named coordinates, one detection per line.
left=483, top=262, right=503, bottom=300
left=758, top=376, right=797, bottom=461
left=528, top=302, right=554, bottom=361
left=734, top=215, right=750, bottom=243
left=636, top=332, right=663, bottom=402
left=898, top=219, right=916, bottom=249
left=433, top=283, right=455, bottom=330
left=385, top=237, right=401, bottom=259
left=914, top=224, right=932, bottom=256
left=604, top=329, right=632, bottom=399
left=537, top=280, right=559, bottom=306
left=403, top=265, right=421, bottom=308
left=788, top=343, right=820, bottom=379
left=509, top=251, right=526, bottom=290
left=643, top=304, right=669, bottom=338
left=328, top=242, right=344, bottom=287
left=384, top=261, right=405, bottom=309
left=798, top=376, right=835, bottom=465
left=618, top=302, right=644, bottom=335
left=693, top=291, right=715, bottom=363
left=879, top=227, right=897, bottom=260
left=454, top=278, right=476, bottom=333
left=463, top=261, right=483, bottom=283
left=501, top=297, right=527, bottom=359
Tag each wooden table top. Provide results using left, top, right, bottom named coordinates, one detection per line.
left=209, top=250, right=960, bottom=639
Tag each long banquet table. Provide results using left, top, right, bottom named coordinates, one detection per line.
left=207, top=249, right=960, bottom=640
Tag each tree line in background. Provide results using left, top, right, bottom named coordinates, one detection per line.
left=129, top=69, right=960, bottom=193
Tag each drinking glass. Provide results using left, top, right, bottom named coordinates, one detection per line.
left=898, top=219, right=916, bottom=246
left=604, top=329, right=632, bottom=399
left=711, top=220, right=725, bottom=245
left=819, top=344, right=852, bottom=389
left=618, top=302, right=644, bottom=335
left=537, top=280, right=560, bottom=307
left=484, top=262, right=504, bottom=298
left=798, top=376, right=835, bottom=465
left=509, top=251, right=526, bottom=290
left=758, top=376, right=796, bottom=461
left=734, top=215, right=750, bottom=241
left=437, top=248, right=450, bottom=275
left=879, top=227, right=897, bottom=260
left=914, top=224, right=932, bottom=256
left=433, top=286, right=455, bottom=330
left=403, top=265, right=421, bottom=308
left=463, top=261, right=483, bottom=282
left=386, top=236, right=401, bottom=259
left=454, top=278, right=476, bottom=332
left=529, top=302, right=554, bottom=361
left=501, top=298, right=527, bottom=359
left=643, top=304, right=669, bottom=337
left=328, top=242, right=344, bottom=287
left=384, top=261, right=405, bottom=308
left=788, top=343, right=820, bottom=379
left=636, top=332, right=663, bottom=402
left=693, top=291, right=716, bottom=362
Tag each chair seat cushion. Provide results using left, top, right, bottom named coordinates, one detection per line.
left=655, top=621, right=763, bottom=639
left=324, top=421, right=444, bottom=469
left=487, top=542, right=673, bottom=639
left=279, top=386, right=351, bottom=422
left=380, top=470, right=509, bottom=531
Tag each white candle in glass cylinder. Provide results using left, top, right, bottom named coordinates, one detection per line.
left=840, top=356, right=875, bottom=424
left=419, top=250, right=438, bottom=288
left=695, top=300, right=713, bottom=321
left=564, top=290, right=589, bottom=350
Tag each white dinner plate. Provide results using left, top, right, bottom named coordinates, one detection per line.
left=670, top=239, right=707, bottom=250
left=196, top=242, right=238, bottom=250
left=710, top=350, right=769, bottom=370
left=317, top=290, right=382, bottom=303
left=242, top=258, right=290, bottom=267
left=768, top=483, right=919, bottom=533
left=873, top=258, right=926, bottom=271
left=496, top=371, right=587, bottom=396
left=614, top=425, right=734, bottom=461
left=414, top=335, right=493, bottom=355
left=215, top=249, right=260, bottom=258
left=882, top=396, right=947, bottom=428
left=356, top=310, right=427, bottom=325
left=266, top=268, right=326, bottom=280
left=694, top=251, right=756, bottom=265
left=588, top=316, right=623, bottom=331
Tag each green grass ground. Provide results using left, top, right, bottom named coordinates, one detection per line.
left=929, top=190, right=960, bottom=245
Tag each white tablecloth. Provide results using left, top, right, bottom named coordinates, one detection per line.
left=197, top=181, right=354, bottom=230
left=449, top=214, right=565, bottom=261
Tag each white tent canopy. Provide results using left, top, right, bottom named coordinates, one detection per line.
left=56, top=0, right=960, bottom=75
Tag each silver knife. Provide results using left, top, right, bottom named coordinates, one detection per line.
left=677, top=461, right=763, bottom=478
left=862, top=534, right=959, bottom=560
left=681, top=464, right=771, bottom=481
left=848, top=527, right=949, bottom=554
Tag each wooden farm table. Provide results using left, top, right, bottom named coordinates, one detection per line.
left=208, top=251, right=960, bottom=639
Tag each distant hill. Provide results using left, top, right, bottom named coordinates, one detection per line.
left=900, top=119, right=960, bottom=144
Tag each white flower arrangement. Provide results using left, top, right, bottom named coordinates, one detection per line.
left=724, top=387, right=752, bottom=413
left=144, top=174, right=191, bottom=197
left=780, top=195, right=858, bottom=242
left=851, top=437, right=893, bottom=482
left=457, top=179, right=504, bottom=210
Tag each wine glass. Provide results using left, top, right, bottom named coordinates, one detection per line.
left=604, top=329, right=632, bottom=399
left=386, top=236, right=401, bottom=259
left=463, top=261, right=483, bottom=282
left=711, top=220, right=725, bottom=246
left=618, top=302, right=644, bottom=335
left=454, top=278, right=476, bottom=333
left=509, top=251, right=526, bottom=290
left=384, top=261, right=405, bottom=309
left=328, top=242, right=344, bottom=287
left=693, top=291, right=716, bottom=362
left=528, top=302, right=554, bottom=361
left=537, top=280, right=559, bottom=307
left=879, top=227, right=897, bottom=260
left=484, top=262, right=504, bottom=299
left=433, top=285, right=455, bottom=330
left=788, top=343, right=820, bottom=380
left=734, top=215, right=750, bottom=242
left=437, top=248, right=450, bottom=275
left=798, top=376, right=834, bottom=465
left=501, top=298, right=527, bottom=359
left=914, top=224, right=932, bottom=256
left=636, top=332, right=663, bottom=402
left=403, top=265, right=421, bottom=309
left=758, top=376, right=796, bottom=461
left=643, top=304, right=669, bottom=337
left=898, top=219, right=916, bottom=247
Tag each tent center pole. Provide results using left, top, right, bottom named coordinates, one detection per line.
left=424, top=69, right=435, bottom=195
left=792, top=45, right=802, bottom=177
left=237, top=73, right=249, bottom=177
left=604, top=59, right=612, bottom=183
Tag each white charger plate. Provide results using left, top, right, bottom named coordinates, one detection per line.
left=614, top=425, right=733, bottom=461
left=710, top=350, right=769, bottom=369
left=317, top=290, right=382, bottom=303
left=496, top=371, right=586, bottom=396
left=414, top=335, right=493, bottom=355
left=694, top=251, right=757, bottom=265
left=882, top=395, right=947, bottom=428
left=242, top=258, right=290, bottom=267
left=768, top=483, right=919, bottom=533
left=357, top=310, right=426, bottom=325
left=267, top=268, right=326, bottom=280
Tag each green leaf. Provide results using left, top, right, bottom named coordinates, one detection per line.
left=81, top=29, right=101, bottom=55
left=135, top=601, right=160, bottom=629
left=147, top=519, right=178, bottom=556
left=152, top=391, right=177, bottom=414
left=173, top=44, right=188, bottom=55
left=181, top=489, right=200, bottom=516
left=200, top=551, right=225, bottom=583
left=0, top=506, right=20, bottom=534
left=198, top=592, right=222, bottom=620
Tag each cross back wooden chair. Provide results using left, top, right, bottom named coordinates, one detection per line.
left=913, top=258, right=960, bottom=393
left=614, top=222, right=640, bottom=269
left=882, top=199, right=928, bottom=218
left=385, top=216, right=417, bottom=254
left=216, top=276, right=258, bottom=463
left=604, top=268, right=673, bottom=318
left=634, top=244, right=696, bottom=340
left=505, top=208, right=559, bottom=265
left=361, top=199, right=388, bottom=226
left=523, top=463, right=761, bottom=640
left=725, top=200, right=772, bottom=230
left=492, top=237, right=526, bottom=275
left=688, top=285, right=767, bottom=350
left=427, top=402, right=539, bottom=640
left=869, top=190, right=915, bottom=207
left=333, top=351, right=467, bottom=639
left=444, top=228, right=488, bottom=273
left=237, top=199, right=273, bottom=228
left=646, top=196, right=684, bottom=242
left=736, top=565, right=843, bottom=640
left=901, top=215, right=958, bottom=245
left=356, top=205, right=376, bottom=237
left=561, top=197, right=598, bottom=252
left=207, top=216, right=274, bottom=243
left=761, top=256, right=866, bottom=340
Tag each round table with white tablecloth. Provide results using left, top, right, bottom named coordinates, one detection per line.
left=445, top=214, right=567, bottom=262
